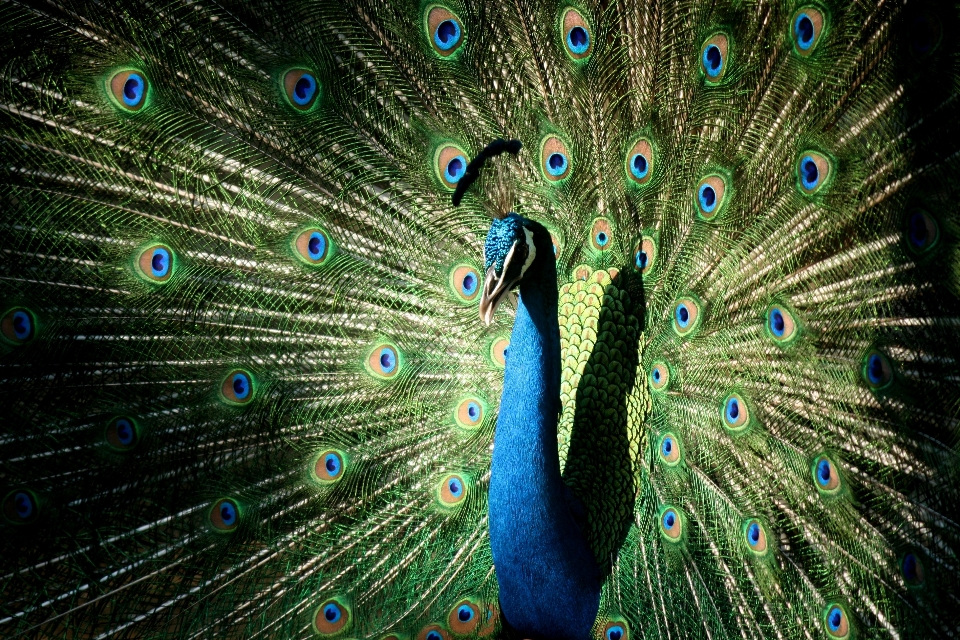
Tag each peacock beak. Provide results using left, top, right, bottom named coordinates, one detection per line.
left=480, top=265, right=511, bottom=326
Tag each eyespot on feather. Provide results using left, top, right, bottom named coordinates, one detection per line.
left=437, top=473, right=468, bottom=507
left=136, top=244, right=174, bottom=283
left=823, top=603, right=850, bottom=639
left=313, top=598, right=351, bottom=635
left=283, top=69, right=319, bottom=111
left=649, top=360, right=670, bottom=392
left=909, top=12, right=942, bottom=57
left=695, top=175, right=726, bottom=220
left=447, top=599, right=481, bottom=634
left=426, top=5, right=465, bottom=57
left=625, top=138, right=654, bottom=185
left=450, top=265, right=480, bottom=302
left=1, top=307, right=36, bottom=346
left=560, top=8, right=592, bottom=60
left=796, top=151, right=831, bottom=195
left=766, top=304, right=798, bottom=344
left=659, top=506, right=683, bottom=541
left=722, top=393, right=751, bottom=432
left=633, top=235, right=656, bottom=274
left=590, top=218, right=613, bottom=251
left=209, top=498, right=240, bottom=531
left=672, top=296, right=702, bottom=336
left=658, top=432, right=681, bottom=466
left=540, top=136, right=571, bottom=182
left=906, top=210, right=939, bottom=253
left=417, top=624, right=451, bottom=640
left=435, top=144, right=469, bottom=190
left=220, top=369, right=255, bottom=405
left=367, top=343, right=401, bottom=379
left=863, top=349, right=893, bottom=390
left=3, top=489, right=39, bottom=525
left=312, top=449, right=346, bottom=484
left=294, top=228, right=332, bottom=265
left=792, top=8, right=825, bottom=55
left=743, top=518, right=769, bottom=556
left=454, top=397, right=485, bottom=429
left=105, top=416, right=139, bottom=451
left=602, top=620, right=629, bottom=640
left=490, top=337, right=509, bottom=368
left=812, top=454, right=841, bottom=494
left=700, top=34, right=729, bottom=82
left=901, top=552, right=925, bottom=587
left=107, top=69, right=149, bottom=111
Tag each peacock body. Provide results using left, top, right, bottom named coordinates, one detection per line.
left=1, top=1, right=959, bottom=639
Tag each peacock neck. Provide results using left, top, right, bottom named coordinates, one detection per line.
left=488, top=234, right=600, bottom=640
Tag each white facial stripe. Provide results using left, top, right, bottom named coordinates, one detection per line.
left=520, top=227, right=536, bottom=277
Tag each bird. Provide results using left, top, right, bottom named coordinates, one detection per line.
left=1, top=0, right=958, bottom=639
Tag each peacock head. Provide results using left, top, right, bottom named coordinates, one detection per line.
left=480, top=213, right=538, bottom=325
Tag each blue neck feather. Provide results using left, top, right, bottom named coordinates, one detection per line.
left=488, top=231, right=601, bottom=640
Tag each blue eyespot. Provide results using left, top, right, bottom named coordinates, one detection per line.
left=221, top=369, right=255, bottom=404
left=461, top=271, right=477, bottom=296
left=467, top=402, right=479, bottom=420
left=703, top=44, right=723, bottom=77
left=824, top=604, right=849, bottom=637
left=546, top=152, right=568, bottom=177
left=676, top=304, right=690, bottom=327
left=323, top=603, right=341, bottom=623
left=380, top=350, right=396, bottom=373
left=747, top=523, right=760, bottom=544
left=210, top=498, right=240, bottom=531
left=795, top=14, right=814, bottom=49
left=813, top=455, right=841, bottom=493
left=908, top=211, right=939, bottom=252
left=567, top=26, right=589, bottom=54
left=137, top=244, right=174, bottom=282
left=800, top=156, right=819, bottom=189
left=902, top=552, right=924, bottom=586
left=595, top=231, right=609, bottom=247
left=307, top=232, right=326, bottom=260
left=232, top=373, right=250, bottom=399
left=723, top=393, right=750, bottom=430
left=3, top=489, right=39, bottom=524
left=635, top=250, right=647, bottom=269
left=150, top=247, right=170, bottom=278
left=727, top=398, right=739, bottom=420
left=770, top=309, right=785, bottom=336
left=435, top=19, right=461, bottom=51
left=444, top=155, right=467, bottom=184
left=458, top=604, right=474, bottom=622
left=663, top=511, right=675, bottom=528
left=1, top=308, right=35, bottom=345
left=606, top=625, right=625, bottom=640
left=630, top=153, right=650, bottom=179
left=427, top=632, right=443, bottom=640
left=324, top=453, right=341, bottom=477
left=439, top=473, right=468, bottom=506
left=293, top=73, right=317, bottom=106
left=817, top=459, right=831, bottom=485
left=661, top=437, right=672, bottom=456
left=313, top=449, right=346, bottom=484
left=863, top=350, right=893, bottom=389
left=448, top=478, right=462, bottom=497
left=653, top=368, right=661, bottom=382
left=698, top=183, right=717, bottom=213
left=313, top=599, right=350, bottom=634
left=122, top=73, right=145, bottom=106
left=117, top=419, right=133, bottom=445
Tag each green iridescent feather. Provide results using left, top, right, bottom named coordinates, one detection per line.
left=1, top=0, right=959, bottom=639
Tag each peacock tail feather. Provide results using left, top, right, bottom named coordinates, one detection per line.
left=1, top=0, right=959, bottom=638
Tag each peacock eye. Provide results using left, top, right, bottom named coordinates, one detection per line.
left=660, top=507, right=683, bottom=541
left=450, top=265, right=480, bottom=302
left=448, top=599, right=481, bottom=633
left=766, top=305, right=798, bottom=344
left=793, top=8, right=825, bottom=54
left=701, top=34, right=729, bottom=82
left=105, top=416, right=139, bottom=451
left=220, top=369, right=255, bottom=405
left=313, top=598, right=350, bottom=635
left=901, top=552, right=925, bottom=586
left=823, top=604, right=850, bottom=638
left=907, top=211, right=939, bottom=253
left=283, top=69, right=319, bottom=110
left=796, top=151, right=831, bottom=195
left=813, top=454, right=841, bottom=493
left=626, top=138, right=654, bottom=185
left=108, top=69, right=149, bottom=111
left=3, top=489, right=39, bottom=525
left=137, top=244, right=174, bottom=283
left=420, top=627, right=450, bottom=640
left=456, top=397, right=484, bottom=429
left=590, top=218, right=613, bottom=251
left=426, top=5, right=465, bottom=57
left=863, top=349, right=893, bottom=390
left=909, top=12, right=942, bottom=56
left=561, top=8, right=592, bottom=60
left=438, top=473, right=468, bottom=506
left=604, top=623, right=627, bottom=640
left=659, top=433, right=680, bottom=465
left=650, top=361, right=670, bottom=391
left=210, top=498, right=240, bottom=531
left=540, top=135, right=571, bottom=182
left=312, top=449, right=347, bottom=485
left=367, top=343, right=401, bottom=379
left=435, top=144, right=469, bottom=190
left=722, top=393, right=751, bottom=431
left=695, top=175, right=727, bottom=219
left=672, top=296, right=701, bottom=336
left=1, top=307, right=36, bottom=346
left=294, top=228, right=332, bottom=265
left=490, top=337, right=509, bottom=368
left=743, top=518, right=769, bottom=555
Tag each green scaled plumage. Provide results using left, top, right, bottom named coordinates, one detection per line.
left=1, top=0, right=959, bottom=639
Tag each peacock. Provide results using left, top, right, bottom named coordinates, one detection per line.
left=1, top=0, right=959, bottom=638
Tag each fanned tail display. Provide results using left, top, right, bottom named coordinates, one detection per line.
left=1, top=1, right=959, bottom=639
